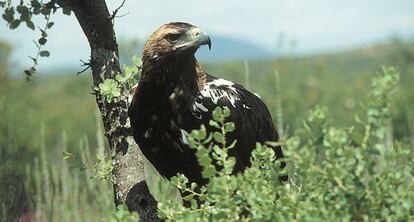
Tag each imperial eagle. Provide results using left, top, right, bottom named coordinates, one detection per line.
left=128, top=22, right=286, bottom=185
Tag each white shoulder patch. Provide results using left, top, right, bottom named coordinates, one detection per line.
left=192, top=78, right=242, bottom=117
left=199, top=78, right=240, bottom=107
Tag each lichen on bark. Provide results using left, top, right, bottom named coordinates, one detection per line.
left=65, top=1, right=159, bottom=221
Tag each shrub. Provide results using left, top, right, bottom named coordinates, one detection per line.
left=155, top=67, right=413, bottom=221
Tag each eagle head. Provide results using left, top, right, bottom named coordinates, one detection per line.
left=142, top=22, right=211, bottom=63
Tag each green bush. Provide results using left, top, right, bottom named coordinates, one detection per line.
left=155, top=67, right=414, bottom=221
left=2, top=34, right=413, bottom=220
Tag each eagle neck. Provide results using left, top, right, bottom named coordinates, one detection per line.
left=141, top=56, right=203, bottom=95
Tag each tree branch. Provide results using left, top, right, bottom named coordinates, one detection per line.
left=63, top=1, right=159, bottom=221
left=110, top=0, right=126, bottom=20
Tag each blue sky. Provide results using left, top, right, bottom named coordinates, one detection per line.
left=1, top=0, right=413, bottom=71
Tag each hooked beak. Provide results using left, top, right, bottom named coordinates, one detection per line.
left=176, top=27, right=212, bottom=51
left=196, top=29, right=212, bottom=50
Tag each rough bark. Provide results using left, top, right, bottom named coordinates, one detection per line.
left=63, top=0, right=158, bottom=221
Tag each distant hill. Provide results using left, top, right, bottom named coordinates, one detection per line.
left=39, top=37, right=413, bottom=75
left=196, top=35, right=272, bottom=61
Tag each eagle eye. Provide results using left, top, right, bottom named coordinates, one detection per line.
left=165, top=33, right=181, bottom=43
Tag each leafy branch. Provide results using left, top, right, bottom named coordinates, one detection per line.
left=97, top=55, right=142, bottom=103
left=1, top=0, right=71, bottom=79
left=156, top=67, right=413, bottom=222
left=62, top=151, right=113, bottom=182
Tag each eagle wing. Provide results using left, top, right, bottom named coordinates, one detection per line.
left=191, top=75, right=286, bottom=174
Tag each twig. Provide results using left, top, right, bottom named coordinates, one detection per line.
left=26, top=13, right=52, bottom=80
left=77, top=59, right=91, bottom=75
left=110, top=0, right=126, bottom=20
left=362, top=125, right=371, bottom=148
left=115, top=12, right=130, bottom=19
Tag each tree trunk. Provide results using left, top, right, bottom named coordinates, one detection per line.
left=64, top=1, right=158, bottom=221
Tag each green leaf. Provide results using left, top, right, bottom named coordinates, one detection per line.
left=47, top=22, right=54, bottom=29
left=209, top=120, right=220, bottom=129
left=199, top=125, right=207, bottom=139
left=265, top=141, right=279, bottom=147
left=31, top=0, right=41, bottom=8
left=196, top=146, right=212, bottom=167
left=212, top=145, right=223, bottom=156
left=98, top=79, right=121, bottom=103
left=212, top=106, right=223, bottom=122
left=25, top=20, right=35, bottom=30
left=33, top=6, right=41, bottom=15
left=2, top=7, right=15, bottom=23
left=24, top=69, right=33, bottom=78
left=40, top=29, right=47, bottom=38
left=182, top=193, right=195, bottom=201
left=224, top=157, right=236, bottom=173
left=222, top=107, right=231, bottom=118
left=16, top=5, right=24, bottom=13
left=227, top=140, right=237, bottom=149
left=170, top=174, right=189, bottom=188
left=111, top=205, right=139, bottom=222
left=202, top=165, right=216, bottom=178
left=132, top=55, right=141, bottom=67
left=9, top=19, right=20, bottom=29
left=19, top=7, right=30, bottom=21
left=40, top=50, right=50, bottom=57
left=62, top=7, right=71, bottom=15
left=40, top=7, right=51, bottom=16
left=62, top=151, right=73, bottom=160
left=224, top=122, right=235, bottom=133
left=29, top=56, right=37, bottom=65
left=38, top=38, right=47, bottom=45
left=213, top=132, right=224, bottom=144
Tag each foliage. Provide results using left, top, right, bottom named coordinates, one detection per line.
left=98, top=79, right=122, bottom=103
left=205, top=42, right=414, bottom=146
left=22, top=114, right=138, bottom=221
left=0, top=0, right=66, bottom=79
left=97, top=55, right=142, bottom=103
left=63, top=150, right=113, bottom=182
left=111, top=205, right=140, bottom=222
left=155, top=67, right=414, bottom=221
left=143, top=155, right=183, bottom=206
left=23, top=128, right=113, bottom=221
left=1, top=38, right=414, bottom=220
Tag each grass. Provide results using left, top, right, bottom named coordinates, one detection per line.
left=23, top=116, right=114, bottom=221
left=0, top=40, right=413, bottom=221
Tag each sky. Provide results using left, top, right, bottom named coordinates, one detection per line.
left=0, top=0, right=414, bottom=72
